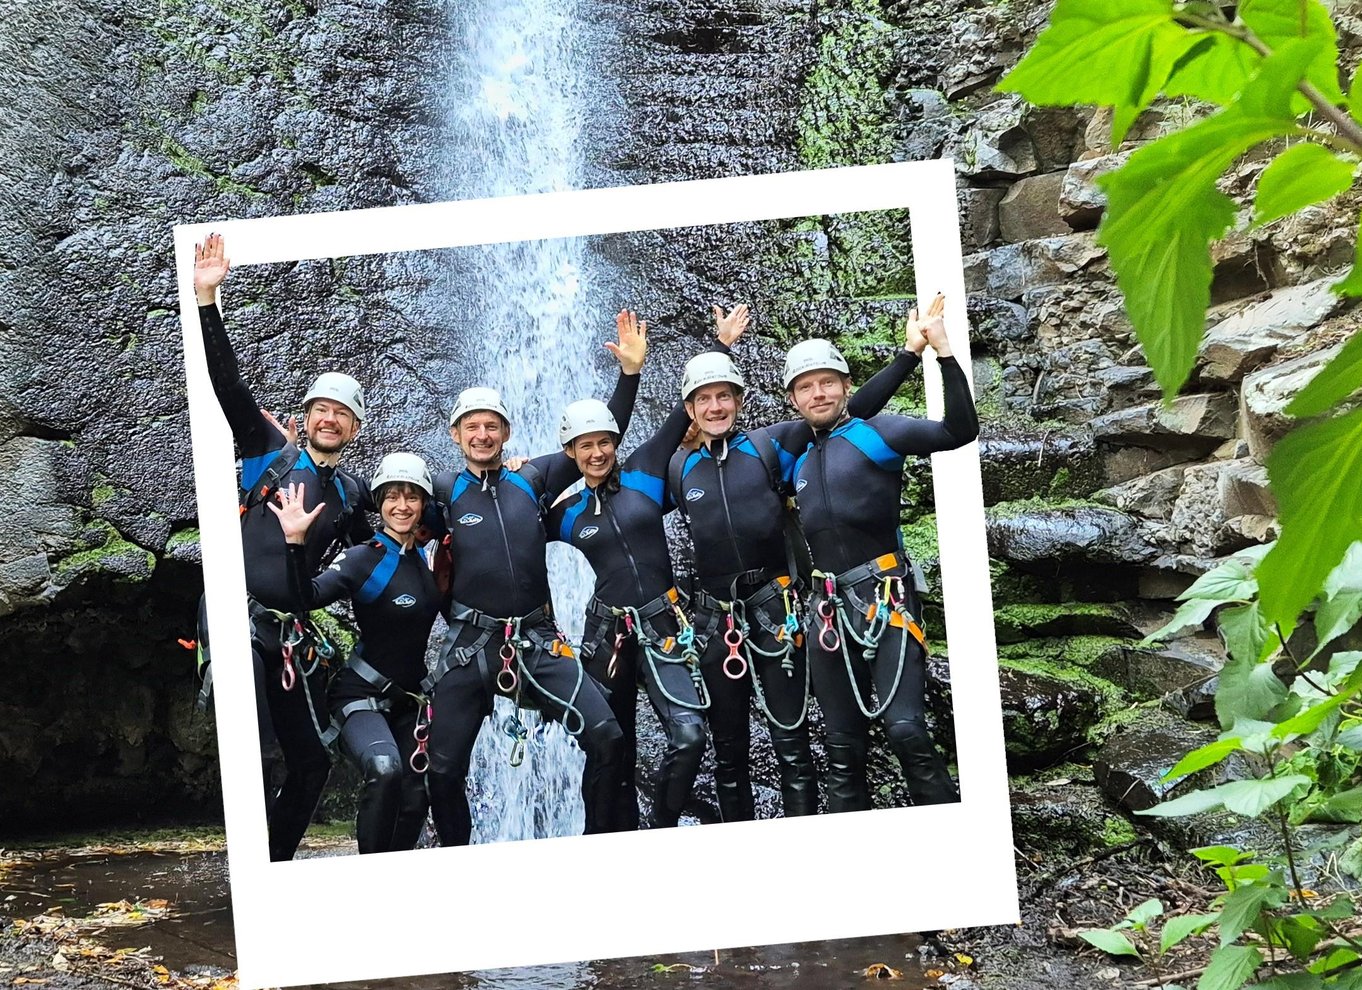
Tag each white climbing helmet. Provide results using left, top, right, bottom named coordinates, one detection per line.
left=558, top=399, right=619, bottom=446
left=782, top=339, right=850, bottom=389
left=681, top=351, right=745, bottom=401
left=303, top=372, right=366, bottom=421
left=370, top=452, right=433, bottom=497
left=449, top=386, right=511, bottom=427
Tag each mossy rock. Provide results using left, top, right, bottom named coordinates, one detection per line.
left=993, top=602, right=1143, bottom=643
left=997, top=658, right=1124, bottom=771
left=54, top=520, right=156, bottom=586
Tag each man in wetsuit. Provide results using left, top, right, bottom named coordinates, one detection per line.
left=422, top=314, right=644, bottom=845
left=193, top=233, right=373, bottom=861
left=670, top=305, right=925, bottom=821
left=786, top=295, right=978, bottom=811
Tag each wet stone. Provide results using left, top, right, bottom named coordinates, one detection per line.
left=998, top=665, right=1106, bottom=771
left=987, top=506, right=1161, bottom=566
left=1094, top=709, right=1253, bottom=816
left=1093, top=642, right=1222, bottom=701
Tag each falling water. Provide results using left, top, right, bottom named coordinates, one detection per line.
left=442, top=0, right=610, bottom=843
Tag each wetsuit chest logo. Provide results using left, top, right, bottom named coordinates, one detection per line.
left=457, top=513, right=483, bottom=526
left=685, top=488, right=705, bottom=501
left=579, top=526, right=599, bottom=539
left=393, top=594, right=416, bottom=607
left=796, top=478, right=808, bottom=492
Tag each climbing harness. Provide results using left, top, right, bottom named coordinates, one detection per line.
left=247, top=599, right=341, bottom=746
left=809, top=553, right=930, bottom=720
left=586, top=587, right=710, bottom=712
left=331, top=649, right=432, bottom=771
left=692, top=572, right=810, bottom=731
left=425, top=600, right=589, bottom=760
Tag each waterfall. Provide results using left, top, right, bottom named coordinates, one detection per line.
left=442, top=0, right=607, bottom=843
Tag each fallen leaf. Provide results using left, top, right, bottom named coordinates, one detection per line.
left=926, top=969, right=945, bottom=979
left=863, top=962, right=903, bottom=979
left=13, top=979, right=48, bottom=986
left=48, top=955, right=68, bottom=973
left=953, top=952, right=974, bottom=967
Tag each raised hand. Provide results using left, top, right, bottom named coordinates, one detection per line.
left=904, top=292, right=947, bottom=357
left=194, top=233, right=231, bottom=305
left=262, top=408, right=299, bottom=446
left=712, top=303, right=750, bottom=347
left=504, top=455, right=529, bottom=472
left=605, top=308, right=647, bottom=375
left=266, top=482, right=325, bottom=545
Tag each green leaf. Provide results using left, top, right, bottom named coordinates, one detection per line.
left=1079, top=927, right=1142, bottom=957
left=1314, top=591, right=1362, bottom=659
left=1183, top=558, right=1259, bottom=602
left=1222, top=775, right=1311, bottom=816
left=997, top=0, right=1204, bottom=143
left=1308, top=785, right=1362, bottom=823
left=1127, top=897, right=1165, bottom=929
left=1325, top=544, right=1362, bottom=597
left=1145, top=597, right=1223, bottom=643
left=1139, top=775, right=1310, bottom=818
left=1260, top=407, right=1362, bottom=629
left=1219, top=883, right=1273, bottom=945
left=1310, top=946, right=1360, bottom=976
left=1248, top=974, right=1329, bottom=990
left=1161, top=912, right=1220, bottom=954
left=1335, top=225, right=1362, bottom=297
left=1165, top=31, right=1261, bottom=105
left=1198, top=944, right=1263, bottom=990
left=1273, top=668, right=1362, bottom=740
left=1216, top=652, right=1289, bottom=727
left=1253, top=143, right=1356, bottom=227
left=1192, top=845, right=1254, bottom=867
left=1341, top=835, right=1362, bottom=879
left=1164, top=737, right=1245, bottom=781
left=1240, top=0, right=1345, bottom=105
left=1098, top=41, right=1321, bottom=396
left=1285, top=330, right=1362, bottom=418
left=1338, top=723, right=1362, bottom=750
left=1218, top=603, right=1279, bottom=666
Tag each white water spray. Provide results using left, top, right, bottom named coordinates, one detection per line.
left=443, top=0, right=609, bottom=843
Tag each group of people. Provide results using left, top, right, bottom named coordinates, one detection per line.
left=192, top=232, right=979, bottom=861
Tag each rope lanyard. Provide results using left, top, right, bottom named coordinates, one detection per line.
left=601, top=600, right=711, bottom=712
left=813, top=570, right=921, bottom=720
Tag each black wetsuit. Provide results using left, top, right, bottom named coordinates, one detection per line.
left=199, top=302, right=372, bottom=862
left=548, top=395, right=706, bottom=830
left=286, top=532, right=440, bottom=853
left=795, top=355, right=978, bottom=811
left=672, top=350, right=920, bottom=820
left=422, top=373, right=637, bottom=846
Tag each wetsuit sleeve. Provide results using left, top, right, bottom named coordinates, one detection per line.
left=532, top=450, right=580, bottom=502
left=198, top=303, right=277, bottom=452
left=847, top=349, right=921, bottom=418
left=606, top=368, right=640, bottom=441
left=875, top=356, right=980, bottom=454
left=286, top=543, right=372, bottom=609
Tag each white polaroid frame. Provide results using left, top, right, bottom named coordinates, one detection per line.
left=175, top=159, right=1015, bottom=989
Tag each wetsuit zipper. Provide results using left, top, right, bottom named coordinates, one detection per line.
left=487, top=472, right=519, bottom=595
left=815, top=427, right=852, bottom=571
left=599, top=489, right=645, bottom=603
left=715, top=441, right=746, bottom=577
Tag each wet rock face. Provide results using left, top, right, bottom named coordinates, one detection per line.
left=1, top=0, right=452, bottom=827
left=998, top=666, right=1104, bottom=771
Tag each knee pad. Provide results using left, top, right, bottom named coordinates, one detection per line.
left=362, top=751, right=403, bottom=787
left=884, top=717, right=934, bottom=750
left=587, top=717, right=625, bottom=756
left=668, top=719, right=707, bottom=761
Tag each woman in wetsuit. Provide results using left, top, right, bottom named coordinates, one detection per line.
left=547, top=309, right=744, bottom=829
left=272, top=452, right=442, bottom=854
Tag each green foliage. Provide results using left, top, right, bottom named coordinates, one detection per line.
left=1252, top=143, right=1356, bottom=227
